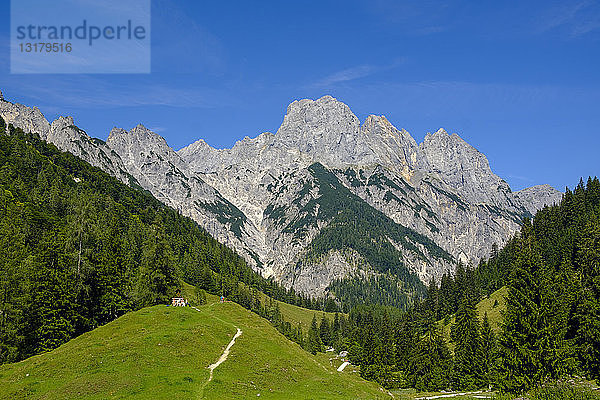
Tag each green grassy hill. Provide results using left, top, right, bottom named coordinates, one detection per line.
left=0, top=299, right=390, bottom=400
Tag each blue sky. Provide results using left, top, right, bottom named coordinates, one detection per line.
left=1, top=0, right=599, bottom=191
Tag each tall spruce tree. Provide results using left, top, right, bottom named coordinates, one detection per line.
left=307, top=314, right=323, bottom=355
left=575, top=217, right=600, bottom=378
left=409, top=319, right=452, bottom=392
left=0, top=189, right=27, bottom=363
left=319, top=315, right=332, bottom=347
left=451, top=296, right=484, bottom=389
left=136, top=218, right=180, bottom=306
left=480, top=312, right=497, bottom=388
left=24, top=232, right=78, bottom=354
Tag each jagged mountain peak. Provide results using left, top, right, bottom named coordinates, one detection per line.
left=233, top=131, right=275, bottom=149
left=132, top=122, right=150, bottom=132
left=0, top=95, right=51, bottom=140
left=421, top=127, right=485, bottom=165
left=362, top=115, right=418, bottom=145
left=284, top=94, right=344, bottom=115
left=278, top=96, right=359, bottom=139
left=131, top=123, right=164, bottom=141
left=420, top=127, right=514, bottom=206
left=105, top=124, right=188, bottom=182
left=274, top=96, right=376, bottom=168
left=176, top=138, right=219, bottom=172
left=181, top=97, right=421, bottom=173
left=50, top=115, right=75, bottom=129
left=359, top=114, right=422, bottom=175
left=423, top=128, right=443, bottom=139
left=363, top=115, right=397, bottom=135
left=108, top=127, right=127, bottom=140
left=107, top=123, right=171, bottom=151
left=514, top=184, right=562, bottom=215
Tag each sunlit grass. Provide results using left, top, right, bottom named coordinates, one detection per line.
left=0, top=299, right=389, bottom=400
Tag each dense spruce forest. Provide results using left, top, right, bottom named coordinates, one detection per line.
left=0, top=121, right=319, bottom=365
left=329, top=177, right=600, bottom=394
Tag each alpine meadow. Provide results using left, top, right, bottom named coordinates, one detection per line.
left=1, top=1, right=599, bottom=399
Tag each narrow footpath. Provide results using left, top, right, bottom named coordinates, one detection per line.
left=415, top=391, right=490, bottom=400
left=192, top=306, right=243, bottom=398
left=206, top=327, right=243, bottom=383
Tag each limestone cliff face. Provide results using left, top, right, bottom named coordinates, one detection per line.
left=178, top=96, right=561, bottom=288
left=514, top=184, right=563, bottom=216
left=420, top=129, right=514, bottom=207
left=0, top=97, right=51, bottom=140
left=104, top=124, right=269, bottom=271
left=0, top=92, right=563, bottom=299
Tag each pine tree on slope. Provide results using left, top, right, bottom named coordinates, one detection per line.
left=480, top=312, right=497, bottom=388
left=451, top=296, right=484, bottom=390
left=497, top=222, right=575, bottom=393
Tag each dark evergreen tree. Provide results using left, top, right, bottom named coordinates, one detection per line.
left=480, top=312, right=497, bottom=387
left=136, top=219, right=180, bottom=306
left=307, top=315, right=323, bottom=355
left=408, top=320, right=452, bottom=392
left=319, top=315, right=332, bottom=347
left=497, top=224, right=575, bottom=393
left=23, top=233, right=78, bottom=354
left=332, top=312, right=340, bottom=335
left=451, top=296, right=484, bottom=389
left=324, top=298, right=339, bottom=312
left=574, top=217, right=600, bottom=378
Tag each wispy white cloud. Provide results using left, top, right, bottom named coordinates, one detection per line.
left=148, top=126, right=166, bottom=133
left=309, top=59, right=405, bottom=89
left=507, top=174, right=535, bottom=183
left=536, top=0, right=600, bottom=37
left=311, top=65, right=379, bottom=87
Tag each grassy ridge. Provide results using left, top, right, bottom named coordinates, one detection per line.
left=182, top=281, right=339, bottom=335
left=200, top=302, right=387, bottom=399
left=474, top=286, right=508, bottom=331
left=0, top=300, right=389, bottom=400
left=0, top=306, right=227, bottom=399
left=256, top=292, right=340, bottom=334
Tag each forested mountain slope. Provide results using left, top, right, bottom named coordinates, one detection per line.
left=414, top=177, right=600, bottom=393
left=0, top=121, right=311, bottom=365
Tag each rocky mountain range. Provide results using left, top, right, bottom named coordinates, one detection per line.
left=0, top=90, right=562, bottom=305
